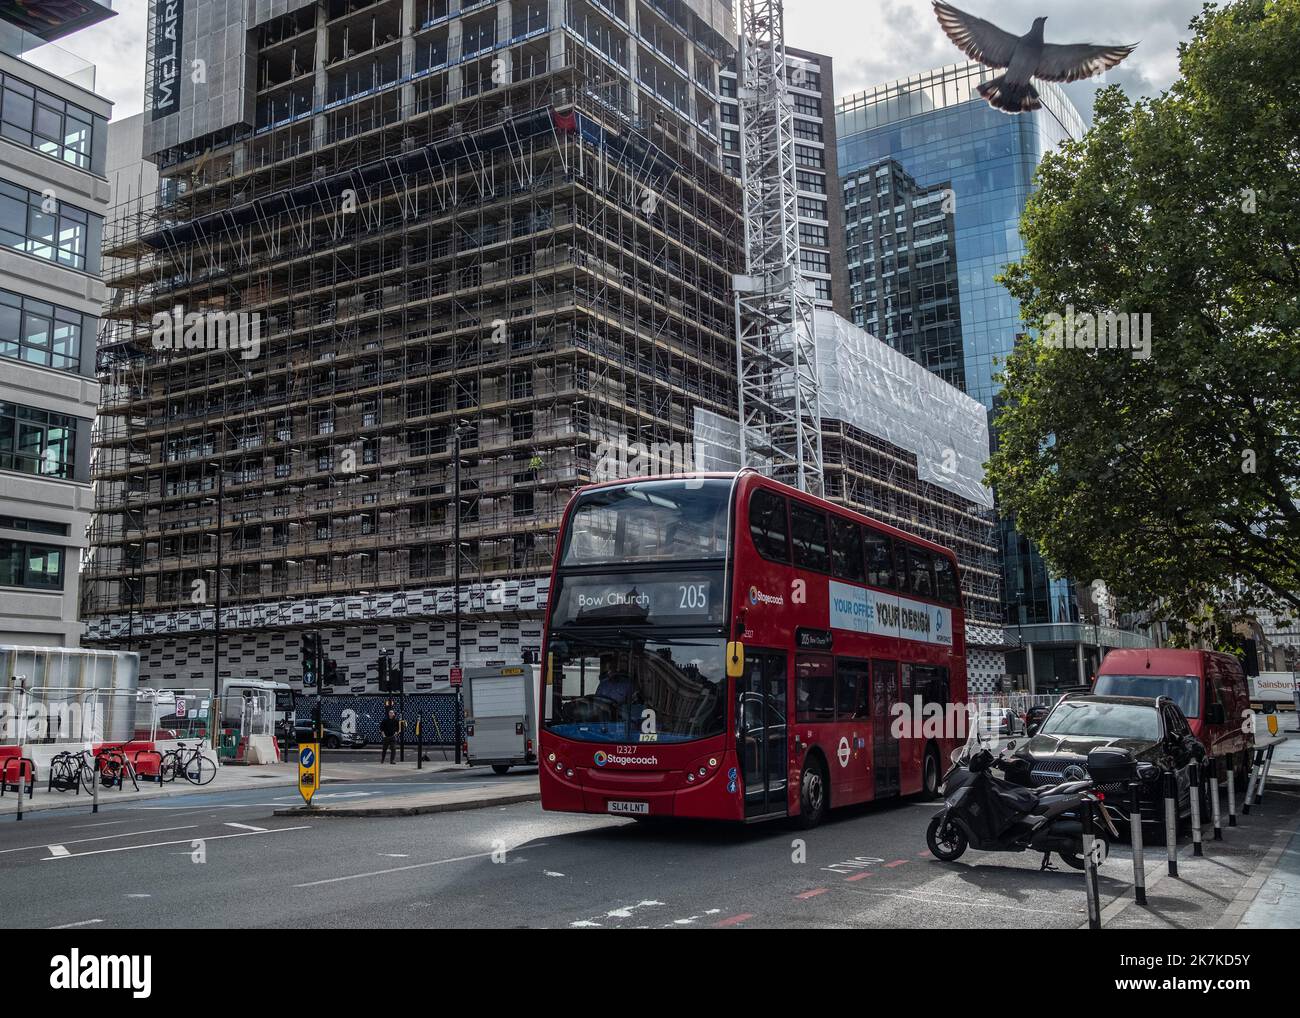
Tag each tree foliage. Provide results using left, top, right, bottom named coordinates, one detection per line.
left=991, top=0, right=1300, bottom=636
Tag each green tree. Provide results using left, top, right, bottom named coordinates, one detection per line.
left=991, top=0, right=1300, bottom=636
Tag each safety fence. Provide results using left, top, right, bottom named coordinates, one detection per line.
left=295, top=693, right=462, bottom=745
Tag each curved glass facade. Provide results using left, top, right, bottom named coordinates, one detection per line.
left=836, top=62, right=1084, bottom=629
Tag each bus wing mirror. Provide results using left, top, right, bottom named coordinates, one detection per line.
left=726, top=642, right=745, bottom=679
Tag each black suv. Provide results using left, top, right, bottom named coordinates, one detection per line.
left=1011, top=693, right=1204, bottom=824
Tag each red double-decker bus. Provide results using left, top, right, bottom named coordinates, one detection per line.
left=538, top=470, right=967, bottom=826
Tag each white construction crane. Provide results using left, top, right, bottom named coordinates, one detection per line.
left=733, top=0, right=823, bottom=496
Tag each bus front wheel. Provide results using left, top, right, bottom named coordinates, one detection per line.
left=795, top=757, right=828, bottom=829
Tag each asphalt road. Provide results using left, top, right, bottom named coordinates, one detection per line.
left=3, top=770, right=1296, bottom=929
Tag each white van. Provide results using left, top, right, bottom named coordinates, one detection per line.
left=464, top=663, right=539, bottom=774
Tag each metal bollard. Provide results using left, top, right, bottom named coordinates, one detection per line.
left=1226, top=757, right=1237, bottom=827
left=1256, top=745, right=1275, bottom=805
left=1128, top=781, right=1147, bottom=905
left=416, top=715, right=423, bottom=770
left=92, top=756, right=100, bottom=814
left=1188, top=760, right=1203, bottom=857
left=1163, top=769, right=1179, bottom=877
left=1243, top=749, right=1259, bottom=815
left=1209, top=757, right=1223, bottom=840
left=1082, top=798, right=1102, bottom=930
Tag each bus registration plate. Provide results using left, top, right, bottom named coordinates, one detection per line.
left=608, top=800, right=649, bottom=816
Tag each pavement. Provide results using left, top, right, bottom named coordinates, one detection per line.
left=0, top=755, right=506, bottom=816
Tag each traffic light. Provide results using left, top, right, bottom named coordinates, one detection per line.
left=324, top=658, right=338, bottom=686
left=302, top=633, right=320, bottom=687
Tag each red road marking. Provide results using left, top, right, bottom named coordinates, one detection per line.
left=845, top=871, right=874, bottom=882
left=715, top=913, right=753, bottom=927
left=884, top=859, right=909, bottom=868
left=796, top=887, right=829, bottom=899
left=918, top=850, right=932, bottom=858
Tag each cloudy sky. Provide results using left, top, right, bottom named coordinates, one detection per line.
left=53, top=0, right=1206, bottom=122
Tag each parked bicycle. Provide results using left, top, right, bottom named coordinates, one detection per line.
left=160, top=740, right=216, bottom=785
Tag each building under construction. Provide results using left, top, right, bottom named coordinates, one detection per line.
left=85, top=0, right=1001, bottom=691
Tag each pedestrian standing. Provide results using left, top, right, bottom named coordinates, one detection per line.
left=380, top=708, right=399, bottom=764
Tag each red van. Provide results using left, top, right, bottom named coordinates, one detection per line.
left=1093, top=649, right=1254, bottom=784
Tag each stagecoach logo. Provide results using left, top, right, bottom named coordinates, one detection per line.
left=594, top=751, right=659, bottom=767
left=748, top=585, right=784, bottom=607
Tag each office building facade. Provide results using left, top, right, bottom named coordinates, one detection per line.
left=0, top=14, right=113, bottom=646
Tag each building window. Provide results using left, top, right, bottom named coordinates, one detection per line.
left=0, top=72, right=99, bottom=171
left=794, top=144, right=824, bottom=168
left=799, top=223, right=829, bottom=248
left=0, top=537, right=63, bottom=589
left=798, top=196, right=828, bottom=220
left=796, top=170, right=825, bottom=194
left=793, top=93, right=822, bottom=117
left=0, top=402, right=76, bottom=478
left=794, top=119, right=823, bottom=142
left=800, top=250, right=830, bottom=274
left=814, top=278, right=832, bottom=302
left=0, top=182, right=92, bottom=270
left=0, top=289, right=82, bottom=371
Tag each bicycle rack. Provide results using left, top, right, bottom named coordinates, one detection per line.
left=132, top=748, right=165, bottom=785
left=1, top=755, right=34, bottom=799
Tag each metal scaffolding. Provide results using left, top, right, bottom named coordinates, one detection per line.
left=85, top=2, right=743, bottom=656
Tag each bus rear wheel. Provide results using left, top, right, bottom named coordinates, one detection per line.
left=922, top=747, right=942, bottom=800
left=795, top=757, right=828, bottom=829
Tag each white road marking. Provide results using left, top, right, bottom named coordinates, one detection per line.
left=296, top=843, right=550, bottom=887
left=571, top=900, right=665, bottom=927
left=48, top=845, right=70, bottom=858
left=380, top=853, right=410, bottom=858
left=68, top=820, right=128, bottom=829
left=49, top=919, right=103, bottom=929
left=223, top=822, right=267, bottom=833
left=543, top=870, right=565, bottom=877
left=42, top=826, right=310, bottom=860
left=0, top=826, right=200, bottom=855
left=125, top=894, right=151, bottom=899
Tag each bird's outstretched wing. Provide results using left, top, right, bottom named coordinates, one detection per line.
left=932, top=1, right=1021, bottom=69
left=1035, top=42, right=1137, bottom=82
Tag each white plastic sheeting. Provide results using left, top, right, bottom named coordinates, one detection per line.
left=816, top=314, right=993, bottom=509
left=692, top=315, right=993, bottom=508
left=692, top=408, right=744, bottom=472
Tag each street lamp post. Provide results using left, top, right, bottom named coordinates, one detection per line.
left=210, top=461, right=225, bottom=751
left=453, top=422, right=464, bottom=764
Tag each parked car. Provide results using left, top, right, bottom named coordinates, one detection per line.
left=975, top=706, right=1025, bottom=739
left=293, top=721, right=365, bottom=750
left=1010, top=693, right=1203, bottom=825
left=1093, top=648, right=1253, bottom=786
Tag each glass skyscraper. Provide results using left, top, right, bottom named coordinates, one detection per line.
left=835, top=62, right=1152, bottom=691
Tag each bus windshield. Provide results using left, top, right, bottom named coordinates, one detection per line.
left=545, top=633, right=726, bottom=743
left=560, top=478, right=733, bottom=567
left=1094, top=674, right=1200, bottom=718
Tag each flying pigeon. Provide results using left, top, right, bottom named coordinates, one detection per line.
left=932, top=2, right=1137, bottom=113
